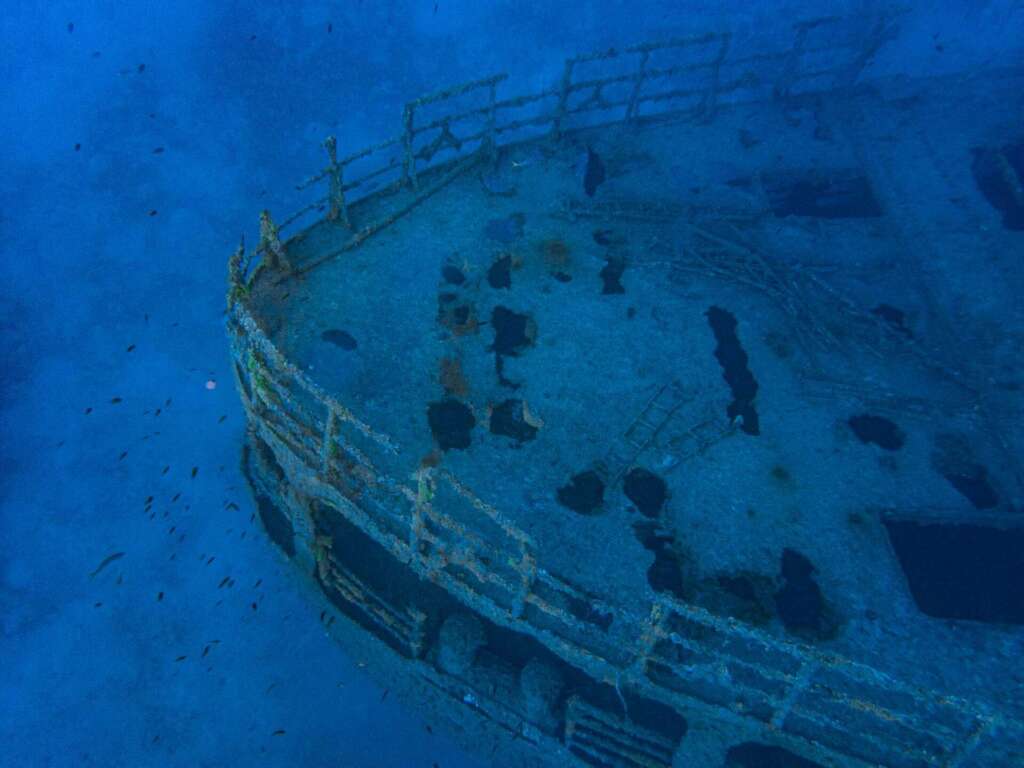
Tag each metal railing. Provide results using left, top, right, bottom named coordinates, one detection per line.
left=239, top=12, right=904, bottom=277
left=227, top=12, right=1022, bottom=768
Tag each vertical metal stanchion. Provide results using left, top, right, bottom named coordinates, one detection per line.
left=323, top=136, right=351, bottom=229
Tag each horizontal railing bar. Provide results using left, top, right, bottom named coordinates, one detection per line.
left=408, top=73, right=508, bottom=108
left=568, top=32, right=723, bottom=65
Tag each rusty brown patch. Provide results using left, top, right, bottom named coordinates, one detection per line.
left=541, top=238, right=571, bottom=269
left=439, top=356, right=470, bottom=397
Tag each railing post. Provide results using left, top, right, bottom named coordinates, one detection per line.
left=698, top=33, right=731, bottom=124
left=226, top=235, right=245, bottom=308
left=259, top=209, right=292, bottom=273
left=630, top=600, right=667, bottom=675
left=401, top=103, right=418, bottom=191
left=550, top=59, right=575, bottom=141
left=323, top=136, right=351, bottom=229
left=482, top=79, right=499, bottom=165
left=320, top=407, right=338, bottom=473
left=625, top=50, right=649, bottom=122
left=512, top=545, right=536, bottom=618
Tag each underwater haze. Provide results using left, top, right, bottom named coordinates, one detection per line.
left=2, top=2, right=1024, bottom=768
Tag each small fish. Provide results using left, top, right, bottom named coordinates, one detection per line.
left=89, top=552, right=125, bottom=578
left=168, top=526, right=175, bottom=535
left=67, top=22, right=74, bottom=32
left=207, top=557, right=215, bottom=565
left=126, top=344, right=136, bottom=352
left=272, top=730, right=286, bottom=736
left=253, top=579, right=262, bottom=588
left=380, top=689, right=389, bottom=703
left=327, top=22, right=332, bottom=33
left=251, top=602, right=257, bottom=611
left=165, top=398, right=172, bottom=406
left=162, top=466, right=170, bottom=475
left=171, top=493, right=181, bottom=502
left=157, top=591, right=164, bottom=601
left=84, top=407, right=92, bottom=414
left=119, top=451, right=128, bottom=461
left=326, top=616, right=335, bottom=627
left=320, top=610, right=326, bottom=622
left=225, top=502, right=239, bottom=511
left=426, top=725, right=433, bottom=735
left=175, top=655, right=186, bottom=662
left=218, top=415, right=227, bottom=423
left=110, top=397, right=123, bottom=404
left=74, top=143, right=81, bottom=151
left=148, top=210, right=158, bottom=216
left=152, top=147, right=164, bottom=154
left=57, top=440, right=65, bottom=448
left=202, top=645, right=210, bottom=658
left=95, top=602, right=103, bottom=608
left=191, top=466, right=198, bottom=478
left=155, top=408, right=162, bottom=416
left=145, top=495, right=154, bottom=504
left=218, top=577, right=230, bottom=588
left=91, top=51, right=101, bottom=58
left=137, top=63, right=145, bottom=73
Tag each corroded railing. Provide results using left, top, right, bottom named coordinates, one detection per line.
left=228, top=13, right=1023, bottom=768
left=228, top=293, right=1021, bottom=767
left=239, top=12, right=903, bottom=278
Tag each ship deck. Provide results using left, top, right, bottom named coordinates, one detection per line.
left=245, top=67, right=1024, bottom=735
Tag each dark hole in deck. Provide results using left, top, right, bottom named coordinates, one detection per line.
left=725, top=742, right=824, bottom=768
left=883, top=519, right=1024, bottom=624
left=871, top=303, right=913, bottom=338
left=489, top=399, right=538, bottom=443
left=484, top=212, right=526, bottom=243
left=321, top=329, right=358, bottom=350
left=623, top=468, right=667, bottom=519
left=774, top=549, right=835, bottom=640
left=971, top=140, right=1024, bottom=230
left=705, top=306, right=760, bottom=435
left=583, top=146, right=605, bottom=197
left=634, top=522, right=687, bottom=599
left=427, top=399, right=476, bottom=451
left=599, top=256, right=626, bottom=295
left=491, top=306, right=533, bottom=356
left=848, top=414, right=905, bottom=451
left=762, top=170, right=883, bottom=219
left=557, top=470, right=605, bottom=515
left=487, top=254, right=512, bottom=289
left=442, top=264, right=466, bottom=285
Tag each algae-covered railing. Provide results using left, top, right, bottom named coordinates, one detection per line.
left=229, top=294, right=1022, bottom=768
left=227, top=12, right=1023, bottom=768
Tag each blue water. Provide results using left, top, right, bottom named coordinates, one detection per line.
left=2, top=3, right=1023, bottom=767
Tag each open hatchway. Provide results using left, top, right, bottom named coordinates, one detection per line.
left=228, top=13, right=1024, bottom=768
